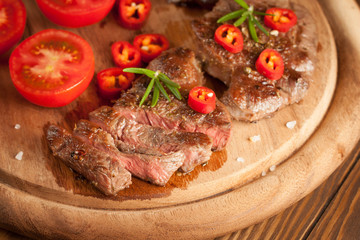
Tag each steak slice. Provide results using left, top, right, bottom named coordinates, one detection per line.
left=73, top=120, right=186, bottom=185
left=89, top=105, right=213, bottom=172
left=191, top=0, right=317, bottom=121
left=112, top=77, right=231, bottom=151
left=147, top=47, right=205, bottom=94
left=46, top=124, right=132, bottom=196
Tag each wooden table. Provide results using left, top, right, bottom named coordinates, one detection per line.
left=1, top=0, right=360, bottom=239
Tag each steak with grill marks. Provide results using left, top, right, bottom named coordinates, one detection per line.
left=46, top=124, right=132, bottom=196
left=89, top=105, right=213, bottom=173
left=73, top=120, right=186, bottom=186
left=191, top=0, right=317, bottom=121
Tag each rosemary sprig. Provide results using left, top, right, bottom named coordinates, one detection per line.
left=123, top=68, right=182, bottom=107
left=217, top=0, right=272, bottom=42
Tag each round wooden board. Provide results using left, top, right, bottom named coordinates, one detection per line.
left=1, top=0, right=359, bottom=239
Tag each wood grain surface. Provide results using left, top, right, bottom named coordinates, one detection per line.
left=1, top=149, right=359, bottom=240
left=213, top=146, right=360, bottom=240
left=2, top=0, right=360, bottom=239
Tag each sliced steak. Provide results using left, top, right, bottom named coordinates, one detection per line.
left=46, top=124, right=132, bottom=196
left=147, top=47, right=205, bottom=94
left=73, top=120, right=186, bottom=185
left=191, top=0, right=317, bottom=121
left=112, top=77, right=231, bottom=151
left=89, top=105, right=213, bottom=172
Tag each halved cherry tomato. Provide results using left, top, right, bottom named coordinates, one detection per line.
left=214, top=24, right=243, bottom=54
left=0, top=0, right=26, bottom=55
left=111, top=41, right=141, bottom=68
left=133, top=33, right=169, bottom=63
left=264, top=8, right=297, bottom=33
left=9, top=29, right=95, bottom=107
left=118, top=0, right=151, bottom=30
left=97, top=68, right=135, bottom=100
left=255, top=49, right=284, bottom=81
left=188, top=86, right=216, bottom=114
left=35, top=0, right=115, bottom=28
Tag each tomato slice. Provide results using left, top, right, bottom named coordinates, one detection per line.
left=188, top=86, right=216, bottom=114
left=214, top=24, right=243, bottom=54
left=255, top=49, right=284, bottom=81
left=118, top=0, right=151, bottom=30
left=9, top=29, right=95, bottom=107
left=264, top=8, right=297, bottom=33
left=35, top=0, right=115, bottom=28
left=97, top=68, right=135, bottom=100
left=0, top=0, right=26, bottom=55
left=111, top=41, right=141, bottom=68
left=133, top=33, right=169, bottom=63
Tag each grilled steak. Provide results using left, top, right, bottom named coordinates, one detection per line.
left=191, top=0, right=317, bottom=121
left=46, top=124, right=132, bottom=196
left=112, top=77, right=231, bottom=151
left=147, top=47, right=205, bottom=94
left=73, top=120, right=186, bottom=185
left=89, top=106, right=213, bottom=172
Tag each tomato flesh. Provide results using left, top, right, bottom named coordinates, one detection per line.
left=111, top=41, right=141, bottom=68
left=118, top=0, right=151, bottom=30
left=133, top=34, right=169, bottom=63
left=0, top=0, right=26, bottom=54
left=214, top=24, right=243, bottom=54
left=9, top=29, right=95, bottom=107
left=264, top=8, right=297, bottom=33
left=255, top=49, right=284, bottom=81
left=188, top=86, right=216, bottom=114
left=35, top=0, right=115, bottom=28
left=97, top=68, right=135, bottom=100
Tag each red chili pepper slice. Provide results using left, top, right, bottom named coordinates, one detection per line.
left=111, top=41, right=142, bottom=68
left=264, top=8, right=297, bottom=33
left=118, top=0, right=151, bottom=30
left=188, top=86, right=216, bottom=114
left=97, top=68, right=135, bottom=99
left=255, top=49, right=284, bottom=81
left=133, top=34, right=169, bottom=63
left=214, top=24, right=243, bottom=54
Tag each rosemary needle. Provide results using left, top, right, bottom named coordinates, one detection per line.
left=123, top=68, right=182, bottom=107
left=217, top=0, right=271, bottom=42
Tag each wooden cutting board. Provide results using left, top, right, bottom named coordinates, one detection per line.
left=1, top=0, right=359, bottom=238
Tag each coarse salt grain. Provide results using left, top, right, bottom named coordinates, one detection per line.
left=14, top=124, right=21, bottom=130
left=236, top=157, right=245, bottom=163
left=15, top=151, right=23, bottom=161
left=286, top=120, right=297, bottom=129
left=261, top=171, right=266, bottom=176
left=269, top=165, right=276, bottom=172
left=154, top=70, right=160, bottom=78
left=249, top=135, right=261, bottom=142
left=270, top=30, right=279, bottom=36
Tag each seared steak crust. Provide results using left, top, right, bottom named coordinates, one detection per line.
left=46, top=125, right=132, bottom=196
left=147, top=47, right=205, bottom=94
left=191, top=0, right=317, bottom=121
left=73, top=120, right=186, bottom=186
left=89, top=106, right=213, bottom=173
